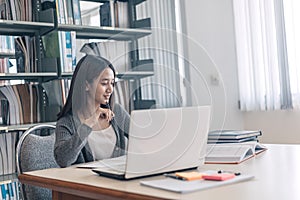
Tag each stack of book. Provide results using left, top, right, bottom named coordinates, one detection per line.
left=205, top=130, right=267, bottom=164
left=207, top=130, right=262, bottom=144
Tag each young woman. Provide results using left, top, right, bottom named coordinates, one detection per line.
left=54, top=55, right=130, bottom=167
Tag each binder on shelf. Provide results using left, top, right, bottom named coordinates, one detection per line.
left=41, top=0, right=56, bottom=11
left=132, top=18, right=151, bottom=29
left=0, top=91, right=9, bottom=125
left=100, top=1, right=111, bottom=27
left=134, top=99, right=156, bottom=110
left=39, top=8, right=55, bottom=23
left=42, top=30, right=76, bottom=74
left=41, top=80, right=64, bottom=122
left=14, top=37, right=27, bottom=73
left=132, top=0, right=147, bottom=5
left=42, top=31, right=61, bottom=73
left=134, top=59, right=153, bottom=71
left=40, top=57, right=59, bottom=73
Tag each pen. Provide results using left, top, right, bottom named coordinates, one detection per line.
left=164, top=174, right=187, bottom=181
left=217, top=170, right=241, bottom=176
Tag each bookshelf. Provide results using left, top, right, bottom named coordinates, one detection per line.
left=0, top=0, right=153, bottom=195
left=0, top=0, right=153, bottom=126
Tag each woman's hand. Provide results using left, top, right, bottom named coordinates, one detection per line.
left=99, top=106, right=115, bottom=122
left=82, top=106, right=113, bottom=128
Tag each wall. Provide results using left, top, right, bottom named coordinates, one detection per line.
left=183, top=0, right=300, bottom=144
left=244, top=111, right=300, bottom=144
left=182, top=0, right=243, bottom=131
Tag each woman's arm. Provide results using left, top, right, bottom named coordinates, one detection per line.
left=54, top=114, right=92, bottom=167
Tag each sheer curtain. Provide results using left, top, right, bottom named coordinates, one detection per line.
left=136, top=0, right=185, bottom=108
left=233, top=0, right=300, bottom=111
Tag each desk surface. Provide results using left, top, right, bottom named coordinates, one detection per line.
left=19, top=144, right=300, bottom=200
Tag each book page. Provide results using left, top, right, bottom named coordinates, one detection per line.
left=206, top=144, right=254, bottom=164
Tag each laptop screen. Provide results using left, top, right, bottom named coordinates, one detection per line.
left=125, top=106, right=211, bottom=179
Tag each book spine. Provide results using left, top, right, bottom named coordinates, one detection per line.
left=65, top=0, right=74, bottom=24
left=56, top=0, right=66, bottom=24
left=71, top=31, right=76, bottom=71
left=64, top=31, right=72, bottom=73
left=72, top=0, right=81, bottom=25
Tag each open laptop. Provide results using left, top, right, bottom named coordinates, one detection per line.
left=91, top=106, right=211, bottom=180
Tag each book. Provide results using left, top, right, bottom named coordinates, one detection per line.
left=208, top=130, right=262, bottom=140
left=207, top=136, right=258, bottom=144
left=99, top=2, right=111, bottom=26
left=205, top=142, right=267, bottom=164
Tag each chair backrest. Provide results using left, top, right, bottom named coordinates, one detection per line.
left=16, top=124, right=59, bottom=200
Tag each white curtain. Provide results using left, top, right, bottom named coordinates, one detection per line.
left=233, top=0, right=300, bottom=111
left=136, top=0, right=183, bottom=108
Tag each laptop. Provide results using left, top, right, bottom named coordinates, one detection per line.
left=91, top=106, right=211, bottom=180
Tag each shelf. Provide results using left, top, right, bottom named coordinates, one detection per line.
left=56, top=24, right=151, bottom=40
left=0, top=20, right=54, bottom=36
left=116, top=71, right=154, bottom=79
left=0, top=72, right=58, bottom=80
left=0, top=122, right=56, bottom=133
left=0, top=173, right=18, bottom=185
left=0, top=52, right=15, bottom=58
left=80, top=0, right=128, bottom=3
left=61, top=71, right=154, bottom=80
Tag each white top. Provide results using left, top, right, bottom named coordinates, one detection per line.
left=87, top=125, right=116, bottom=160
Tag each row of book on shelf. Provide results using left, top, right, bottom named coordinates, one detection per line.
left=205, top=129, right=267, bottom=164
left=56, top=0, right=129, bottom=28
left=99, top=0, right=129, bottom=28
left=0, top=34, right=132, bottom=75
left=0, top=130, right=20, bottom=199
left=1, top=33, right=77, bottom=74
left=0, top=79, right=132, bottom=126
left=0, top=179, right=19, bottom=200
left=0, top=0, right=34, bottom=21
left=1, top=0, right=130, bottom=28
left=0, top=80, right=70, bottom=125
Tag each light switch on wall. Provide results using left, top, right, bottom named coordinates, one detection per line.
left=210, top=74, right=219, bottom=86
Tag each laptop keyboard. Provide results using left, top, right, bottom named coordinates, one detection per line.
left=98, top=156, right=126, bottom=172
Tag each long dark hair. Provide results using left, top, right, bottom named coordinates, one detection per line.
left=57, top=55, right=116, bottom=119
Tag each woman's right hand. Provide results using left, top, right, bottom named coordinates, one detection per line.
left=83, top=107, right=114, bottom=129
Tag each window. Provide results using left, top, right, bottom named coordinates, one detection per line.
left=233, top=0, right=300, bottom=111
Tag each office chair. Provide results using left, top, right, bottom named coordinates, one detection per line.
left=16, top=124, right=59, bottom=200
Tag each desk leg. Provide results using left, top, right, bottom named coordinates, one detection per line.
left=52, top=191, right=95, bottom=200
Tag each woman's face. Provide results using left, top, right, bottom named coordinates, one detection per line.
left=87, top=67, right=115, bottom=106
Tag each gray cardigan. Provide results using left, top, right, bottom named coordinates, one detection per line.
left=54, top=104, right=130, bottom=167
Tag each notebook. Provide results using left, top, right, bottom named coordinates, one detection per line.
left=91, top=106, right=211, bottom=180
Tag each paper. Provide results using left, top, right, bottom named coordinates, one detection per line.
left=140, top=171, right=254, bottom=193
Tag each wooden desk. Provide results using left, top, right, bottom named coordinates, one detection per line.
left=19, top=144, right=300, bottom=200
